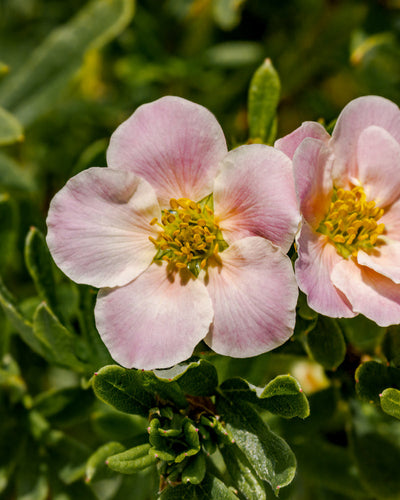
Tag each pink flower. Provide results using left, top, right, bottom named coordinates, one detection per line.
left=276, top=95, right=400, bottom=326
left=47, top=96, right=299, bottom=369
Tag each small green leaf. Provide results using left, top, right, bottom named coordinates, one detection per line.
left=92, top=365, right=155, bottom=417
left=217, top=397, right=296, bottom=492
left=33, top=302, right=88, bottom=372
left=91, top=410, right=146, bottom=441
left=220, top=375, right=309, bottom=419
left=154, top=358, right=218, bottom=396
left=86, top=442, right=125, bottom=482
left=141, top=371, right=188, bottom=408
left=175, top=419, right=201, bottom=463
left=0, top=106, right=23, bottom=145
left=355, top=361, right=392, bottom=405
left=107, top=444, right=156, bottom=474
left=0, top=152, right=35, bottom=191
left=182, top=452, right=206, bottom=485
left=248, top=58, right=281, bottom=144
left=220, top=444, right=266, bottom=500
left=306, top=316, right=346, bottom=370
left=25, top=227, right=58, bottom=313
left=380, top=388, right=400, bottom=420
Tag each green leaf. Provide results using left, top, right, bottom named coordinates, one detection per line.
left=86, top=442, right=125, bottom=482
left=212, top=0, right=246, bottom=30
left=248, top=58, right=281, bottom=144
left=154, top=359, right=218, bottom=396
left=220, top=375, right=309, bottom=419
left=91, top=410, right=147, bottom=441
left=306, top=316, right=346, bottom=370
left=0, top=275, right=46, bottom=356
left=0, top=0, right=135, bottom=126
left=181, top=452, right=206, bottom=485
left=380, top=388, right=400, bottom=420
left=107, top=444, right=156, bottom=474
left=217, top=396, right=296, bottom=492
left=0, top=106, right=23, bottom=145
left=160, top=474, right=239, bottom=499
left=16, top=440, right=49, bottom=500
left=220, top=444, right=266, bottom=500
left=0, top=194, right=18, bottom=271
left=92, top=365, right=156, bottom=417
left=0, top=151, right=35, bottom=191
left=352, top=432, right=400, bottom=499
left=33, top=302, right=88, bottom=372
left=25, top=227, right=58, bottom=313
left=355, top=361, right=392, bottom=405
left=339, top=315, right=385, bottom=351
left=140, top=371, right=188, bottom=409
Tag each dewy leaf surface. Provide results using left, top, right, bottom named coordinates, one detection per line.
left=217, top=396, right=296, bottom=492
left=92, top=365, right=156, bottom=417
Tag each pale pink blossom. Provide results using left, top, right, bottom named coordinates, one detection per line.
left=276, top=95, right=400, bottom=326
left=47, top=96, right=299, bottom=369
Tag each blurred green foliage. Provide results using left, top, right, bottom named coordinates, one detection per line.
left=1, top=0, right=400, bottom=498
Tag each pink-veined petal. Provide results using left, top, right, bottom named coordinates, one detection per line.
left=275, top=121, right=330, bottom=160
left=293, top=137, right=333, bottom=227
left=331, top=95, right=400, bottom=180
left=106, top=96, right=228, bottom=207
left=46, top=167, right=160, bottom=288
left=357, top=125, right=400, bottom=207
left=357, top=240, right=400, bottom=284
left=95, top=264, right=213, bottom=370
left=295, top=224, right=356, bottom=318
left=204, top=237, right=298, bottom=358
left=331, top=259, right=400, bottom=327
left=213, top=144, right=300, bottom=253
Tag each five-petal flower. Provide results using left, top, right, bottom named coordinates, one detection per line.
left=276, top=95, right=400, bottom=326
left=47, top=96, right=300, bottom=369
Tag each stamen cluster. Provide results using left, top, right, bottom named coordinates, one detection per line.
left=318, top=186, right=385, bottom=259
left=149, top=197, right=225, bottom=276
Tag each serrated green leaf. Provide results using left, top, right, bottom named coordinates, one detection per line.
left=355, top=361, right=392, bottom=405
left=25, top=227, right=58, bottom=313
left=0, top=0, right=135, bottom=126
left=248, top=58, right=280, bottom=144
left=86, top=442, right=125, bottom=482
left=220, top=375, right=309, bottom=419
left=181, top=452, right=206, bottom=485
left=306, top=316, right=346, bottom=370
left=154, top=359, right=218, bottom=396
left=352, top=431, right=400, bottom=499
left=92, top=365, right=155, bottom=417
left=0, top=106, right=23, bottom=145
left=220, top=444, right=266, bottom=500
left=107, top=444, right=156, bottom=474
left=217, top=397, right=296, bottom=492
left=33, top=302, right=88, bottom=372
left=380, top=388, right=400, bottom=420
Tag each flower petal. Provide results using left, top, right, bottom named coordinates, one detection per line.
left=95, top=264, right=213, bottom=370
left=357, top=125, right=400, bottom=207
left=381, top=198, right=400, bottom=241
left=295, top=224, right=356, bottom=318
left=204, top=237, right=298, bottom=358
left=46, top=167, right=160, bottom=288
left=331, top=95, right=400, bottom=180
left=357, top=241, right=400, bottom=284
left=213, top=144, right=300, bottom=253
left=293, top=137, right=333, bottom=227
left=331, top=259, right=400, bottom=327
left=275, top=121, right=330, bottom=160
left=107, top=96, right=228, bottom=207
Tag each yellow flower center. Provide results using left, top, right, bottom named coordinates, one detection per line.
left=149, top=196, right=227, bottom=276
left=317, top=185, right=385, bottom=259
